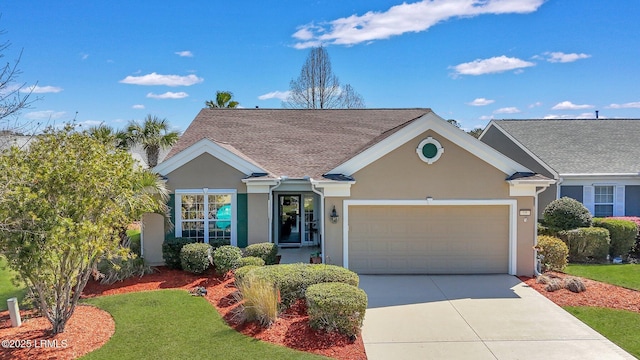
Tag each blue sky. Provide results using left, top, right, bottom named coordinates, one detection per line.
left=2, top=0, right=639, bottom=132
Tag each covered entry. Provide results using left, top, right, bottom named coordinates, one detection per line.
left=345, top=200, right=515, bottom=274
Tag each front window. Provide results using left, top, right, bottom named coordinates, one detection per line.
left=176, top=190, right=234, bottom=244
left=594, top=186, right=614, bottom=217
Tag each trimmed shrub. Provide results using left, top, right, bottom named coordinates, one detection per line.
left=249, top=263, right=360, bottom=308
left=213, top=245, right=243, bottom=275
left=209, top=238, right=231, bottom=250
left=593, top=218, right=638, bottom=257
left=563, top=227, right=610, bottom=262
left=180, top=243, right=213, bottom=274
left=237, top=276, right=279, bottom=327
left=306, top=283, right=367, bottom=337
left=162, top=237, right=197, bottom=269
left=244, top=243, right=279, bottom=265
left=535, top=235, right=569, bottom=272
left=96, top=255, right=155, bottom=285
left=537, top=223, right=558, bottom=237
left=239, top=256, right=265, bottom=268
left=234, top=265, right=260, bottom=285
left=542, top=197, right=592, bottom=231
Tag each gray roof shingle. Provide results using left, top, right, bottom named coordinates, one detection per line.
left=494, top=119, right=640, bottom=175
left=165, top=108, right=432, bottom=178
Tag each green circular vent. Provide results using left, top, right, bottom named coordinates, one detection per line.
left=416, top=137, right=444, bottom=164
left=422, top=143, right=438, bottom=159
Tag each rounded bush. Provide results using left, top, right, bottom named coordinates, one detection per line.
left=213, top=245, right=243, bottom=275
left=592, top=218, right=638, bottom=257
left=306, top=282, right=367, bottom=337
left=244, top=243, right=279, bottom=265
left=162, top=237, right=197, bottom=269
left=234, top=265, right=260, bottom=285
left=180, top=243, right=213, bottom=274
left=239, top=256, right=265, bottom=268
left=249, top=263, right=360, bottom=308
left=564, top=227, right=610, bottom=262
left=535, top=235, right=569, bottom=272
left=543, top=197, right=592, bottom=231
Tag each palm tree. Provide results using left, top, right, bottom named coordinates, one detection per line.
left=125, top=115, right=180, bottom=168
left=87, top=124, right=128, bottom=149
left=205, top=91, right=239, bottom=109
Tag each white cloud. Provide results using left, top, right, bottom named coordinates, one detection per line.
left=146, top=91, right=189, bottom=99
left=494, top=107, right=521, bottom=114
left=551, top=101, right=594, bottom=110
left=258, top=90, right=290, bottom=101
left=132, top=104, right=145, bottom=109
left=451, top=56, right=535, bottom=76
left=120, top=72, right=203, bottom=86
left=23, top=110, right=66, bottom=120
left=468, top=98, right=494, bottom=106
left=607, top=101, right=640, bottom=109
left=20, top=85, right=63, bottom=94
left=293, top=0, right=545, bottom=48
left=544, top=52, right=591, bottom=63
left=175, top=50, right=194, bottom=57
left=544, top=112, right=595, bottom=119
left=80, top=53, right=89, bottom=60
left=529, top=101, right=543, bottom=108
left=76, top=120, right=103, bottom=127
left=479, top=115, right=493, bottom=121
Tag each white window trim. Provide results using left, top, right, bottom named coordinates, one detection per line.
left=175, top=188, right=238, bottom=246
left=416, top=136, right=444, bottom=164
left=593, top=185, right=614, bottom=217
left=342, top=199, right=518, bottom=275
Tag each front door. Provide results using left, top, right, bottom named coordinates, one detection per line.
left=278, top=195, right=301, bottom=244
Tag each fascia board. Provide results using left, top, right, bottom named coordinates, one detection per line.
left=154, top=138, right=266, bottom=176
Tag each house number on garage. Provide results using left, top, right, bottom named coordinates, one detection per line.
left=416, top=137, right=444, bottom=164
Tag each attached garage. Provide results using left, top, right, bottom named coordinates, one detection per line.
left=344, top=200, right=516, bottom=275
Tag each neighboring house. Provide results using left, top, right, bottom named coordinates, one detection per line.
left=141, top=109, right=554, bottom=276
left=480, top=119, right=640, bottom=218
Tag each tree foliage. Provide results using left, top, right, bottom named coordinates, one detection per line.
left=124, top=114, right=180, bottom=168
left=543, top=197, right=593, bottom=231
left=0, top=126, right=167, bottom=333
left=284, top=46, right=364, bottom=109
left=205, top=91, right=239, bottom=109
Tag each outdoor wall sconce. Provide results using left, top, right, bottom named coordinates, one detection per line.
left=330, top=205, right=339, bottom=224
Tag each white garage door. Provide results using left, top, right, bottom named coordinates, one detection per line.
left=348, top=205, right=510, bottom=274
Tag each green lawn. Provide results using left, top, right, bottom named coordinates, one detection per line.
left=82, top=290, right=328, bottom=360
left=0, top=255, right=27, bottom=311
left=565, top=263, right=640, bottom=290
left=564, top=306, right=640, bottom=358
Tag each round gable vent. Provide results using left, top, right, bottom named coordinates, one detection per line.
left=416, top=137, right=444, bottom=164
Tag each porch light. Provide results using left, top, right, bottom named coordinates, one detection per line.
left=330, top=206, right=339, bottom=224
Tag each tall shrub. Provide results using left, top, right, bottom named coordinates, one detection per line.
left=542, top=197, right=592, bottom=231
left=535, top=235, right=569, bottom=272
left=592, top=218, right=638, bottom=257
left=564, top=227, right=609, bottom=262
left=162, top=237, right=197, bottom=269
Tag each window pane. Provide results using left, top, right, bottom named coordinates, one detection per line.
left=594, top=186, right=614, bottom=204
left=594, top=204, right=613, bottom=217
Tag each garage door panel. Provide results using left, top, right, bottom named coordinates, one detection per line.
left=348, top=205, right=509, bottom=274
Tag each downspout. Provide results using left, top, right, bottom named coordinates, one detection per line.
left=310, top=182, right=325, bottom=263
left=268, top=179, right=283, bottom=244
left=534, top=186, right=547, bottom=276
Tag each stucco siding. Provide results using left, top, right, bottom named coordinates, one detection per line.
left=351, top=130, right=510, bottom=200
left=247, top=193, right=269, bottom=245
left=164, top=153, right=247, bottom=192
left=142, top=213, right=166, bottom=266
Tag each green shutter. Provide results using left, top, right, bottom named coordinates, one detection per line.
left=236, top=193, right=248, bottom=248
left=165, top=193, right=176, bottom=242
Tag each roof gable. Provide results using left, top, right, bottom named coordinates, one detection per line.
left=489, top=119, right=640, bottom=175
left=330, top=112, right=531, bottom=176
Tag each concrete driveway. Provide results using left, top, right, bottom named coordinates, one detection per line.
left=359, top=275, right=634, bottom=360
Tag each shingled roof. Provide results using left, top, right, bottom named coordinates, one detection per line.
left=492, top=119, right=640, bottom=175
left=165, top=108, right=432, bottom=178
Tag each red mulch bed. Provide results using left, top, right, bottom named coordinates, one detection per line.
left=518, top=271, right=640, bottom=313
left=1, top=267, right=366, bottom=359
